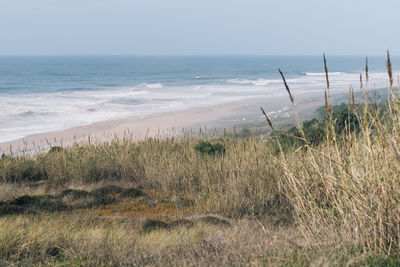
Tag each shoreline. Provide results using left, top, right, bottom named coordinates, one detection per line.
left=0, top=89, right=348, bottom=155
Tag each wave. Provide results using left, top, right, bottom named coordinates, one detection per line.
left=0, top=72, right=391, bottom=144
left=226, top=78, right=280, bottom=86
left=0, top=110, right=36, bottom=120
left=140, top=83, right=163, bottom=89
left=305, top=72, right=344, bottom=76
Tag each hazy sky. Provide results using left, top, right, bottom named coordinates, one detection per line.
left=1, top=0, right=399, bottom=56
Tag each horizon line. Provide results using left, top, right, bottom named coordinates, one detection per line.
left=0, top=54, right=391, bottom=57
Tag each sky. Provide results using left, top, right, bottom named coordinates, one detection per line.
left=0, top=0, right=400, bottom=56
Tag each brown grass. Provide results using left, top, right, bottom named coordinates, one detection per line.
left=323, top=52, right=330, bottom=91
left=360, top=72, right=363, bottom=90
left=260, top=107, right=274, bottom=130
left=387, top=49, right=393, bottom=88
left=278, top=68, right=294, bottom=103
left=1, top=215, right=353, bottom=266
left=348, top=85, right=352, bottom=114
left=0, top=53, right=400, bottom=265
left=325, top=89, right=329, bottom=114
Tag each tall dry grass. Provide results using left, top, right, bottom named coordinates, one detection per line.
left=0, top=53, right=400, bottom=264
left=2, top=214, right=359, bottom=266
left=1, top=136, right=288, bottom=218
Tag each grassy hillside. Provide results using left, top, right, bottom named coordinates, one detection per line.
left=1, top=61, right=400, bottom=265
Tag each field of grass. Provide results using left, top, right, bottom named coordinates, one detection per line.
left=1, top=56, right=400, bottom=266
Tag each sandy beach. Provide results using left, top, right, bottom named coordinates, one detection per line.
left=0, top=89, right=350, bottom=155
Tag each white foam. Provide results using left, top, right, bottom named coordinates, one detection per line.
left=305, top=72, right=343, bottom=76
left=227, top=78, right=281, bottom=86
left=0, top=72, right=393, bottom=143
left=141, top=83, right=163, bottom=89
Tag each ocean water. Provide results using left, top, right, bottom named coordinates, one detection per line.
left=0, top=55, right=397, bottom=143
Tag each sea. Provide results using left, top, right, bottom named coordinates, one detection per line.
left=0, top=55, right=397, bottom=143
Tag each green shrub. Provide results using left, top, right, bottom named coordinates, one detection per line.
left=274, top=119, right=325, bottom=152
left=194, top=140, right=226, bottom=155
left=274, top=103, right=366, bottom=152
left=48, top=146, right=63, bottom=154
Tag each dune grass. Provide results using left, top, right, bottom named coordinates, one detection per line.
left=1, top=54, right=400, bottom=265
